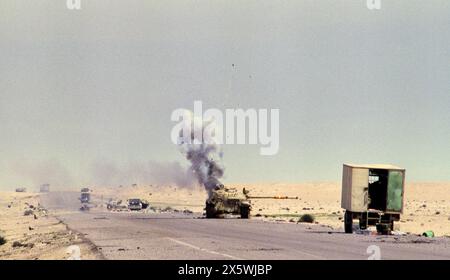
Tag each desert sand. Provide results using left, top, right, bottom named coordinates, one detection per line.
left=94, top=182, right=450, bottom=237
left=0, top=192, right=101, bottom=260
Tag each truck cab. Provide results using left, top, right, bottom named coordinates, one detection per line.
left=80, top=192, right=91, bottom=203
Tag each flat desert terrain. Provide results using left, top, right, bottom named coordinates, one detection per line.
left=94, top=182, right=450, bottom=237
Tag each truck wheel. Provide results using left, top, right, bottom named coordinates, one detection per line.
left=376, top=224, right=391, bottom=235
left=359, top=212, right=368, bottom=230
left=205, top=203, right=216, bottom=218
left=240, top=205, right=250, bottom=219
left=344, top=211, right=353, bottom=233
left=377, top=215, right=394, bottom=235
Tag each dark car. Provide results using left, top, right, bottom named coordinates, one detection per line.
left=128, top=199, right=143, bottom=211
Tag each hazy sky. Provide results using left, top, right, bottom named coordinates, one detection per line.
left=0, top=0, right=449, bottom=189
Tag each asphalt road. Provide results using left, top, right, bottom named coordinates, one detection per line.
left=40, top=191, right=450, bottom=260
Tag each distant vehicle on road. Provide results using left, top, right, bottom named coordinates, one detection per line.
left=80, top=192, right=91, bottom=204
left=40, top=184, right=50, bottom=193
left=128, top=199, right=143, bottom=211
left=80, top=187, right=90, bottom=193
left=79, top=187, right=91, bottom=209
left=15, top=187, right=27, bottom=193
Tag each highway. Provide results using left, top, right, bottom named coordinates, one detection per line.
left=40, top=192, right=450, bottom=260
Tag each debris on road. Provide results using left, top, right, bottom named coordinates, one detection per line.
left=391, top=231, right=407, bottom=236
left=106, top=199, right=128, bottom=211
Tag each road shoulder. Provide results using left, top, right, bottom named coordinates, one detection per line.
left=0, top=191, right=102, bottom=260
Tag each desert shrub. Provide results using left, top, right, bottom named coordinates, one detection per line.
left=0, top=234, right=6, bottom=246
left=299, top=214, right=315, bottom=223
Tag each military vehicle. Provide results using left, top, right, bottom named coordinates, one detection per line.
left=341, top=164, right=406, bottom=235
left=79, top=188, right=91, bottom=211
left=80, top=190, right=91, bottom=203
left=205, top=184, right=298, bottom=219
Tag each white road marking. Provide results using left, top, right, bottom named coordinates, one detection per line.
left=166, top=237, right=243, bottom=260
left=291, top=240, right=327, bottom=260
left=292, top=249, right=326, bottom=260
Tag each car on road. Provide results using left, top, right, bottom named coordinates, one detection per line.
left=128, top=198, right=143, bottom=211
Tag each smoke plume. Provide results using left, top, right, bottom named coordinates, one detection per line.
left=176, top=111, right=225, bottom=197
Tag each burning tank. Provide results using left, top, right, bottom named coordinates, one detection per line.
left=205, top=183, right=298, bottom=219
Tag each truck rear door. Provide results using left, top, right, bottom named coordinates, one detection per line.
left=386, top=170, right=404, bottom=212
